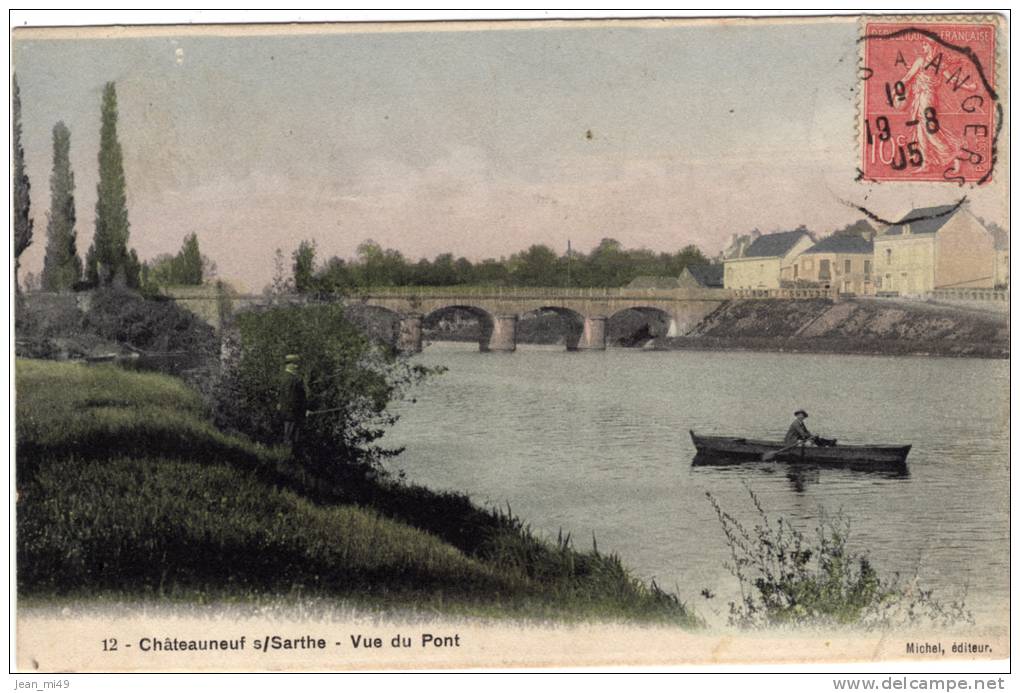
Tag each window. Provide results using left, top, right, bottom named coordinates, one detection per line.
left=793, top=264, right=799, bottom=279
left=864, top=260, right=872, bottom=277
left=819, top=259, right=831, bottom=280
left=845, top=259, right=852, bottom=274
left=886, top=248, right=892, bottom=265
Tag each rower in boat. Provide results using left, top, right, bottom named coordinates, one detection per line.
left=785, top=409, right=814, bottom=446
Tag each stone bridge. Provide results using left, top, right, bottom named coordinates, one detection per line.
left=351, top=286, right=726, bottom=352
left=167, top=285, right=728, bottom=353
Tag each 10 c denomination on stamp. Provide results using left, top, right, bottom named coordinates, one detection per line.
left=860, top=20, right=998, bottom=184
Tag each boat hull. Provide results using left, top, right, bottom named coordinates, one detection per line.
left=689, top=430, right=910, bottom=471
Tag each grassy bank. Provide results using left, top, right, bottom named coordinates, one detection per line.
left=15, top=359, right=698, bottom=625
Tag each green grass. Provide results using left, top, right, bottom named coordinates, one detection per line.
left=15, top=359, right=699, bottom=625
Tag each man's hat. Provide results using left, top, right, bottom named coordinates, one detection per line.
left=285, top=354, right=301, bottom=363
left=794, top=409, right=808, bottom=418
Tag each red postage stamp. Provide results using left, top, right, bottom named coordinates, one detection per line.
left=860, top=20, right=999, bottom=184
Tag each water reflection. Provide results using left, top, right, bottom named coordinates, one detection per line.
left=690, top=453, right=910, bottom=483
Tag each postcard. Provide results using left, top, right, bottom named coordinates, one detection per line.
left=11, top=13, right=1009, bottom=674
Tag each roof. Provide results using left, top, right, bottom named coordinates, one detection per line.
left=627, top=275, right=682, bottom=289
left=683, top=264, right=724, bottom=287
left=742, top=229, right=812, bottom=258
left=804, top=234, right=874, bottom=254
left=882, top=204, right=960, bottom=236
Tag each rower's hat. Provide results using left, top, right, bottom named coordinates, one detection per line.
left=285, top=353, right=301, bottom=363
left=794, top=409, right=808, bottom=417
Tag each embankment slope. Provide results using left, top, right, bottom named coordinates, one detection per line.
left=15, top=359, right=697, bottom=624
left=664, top=298, right=1008, bottom=358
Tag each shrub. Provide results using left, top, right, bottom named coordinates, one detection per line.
left=82, top=287, right=217, bottom=355
left=707, top=487, right=972, bottom=629
left=214, top=303, right=437, bottom=478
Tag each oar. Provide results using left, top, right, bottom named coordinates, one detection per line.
left=305, top=407, right=346, bottom=417
left=762, top=439, right=805, bottom=462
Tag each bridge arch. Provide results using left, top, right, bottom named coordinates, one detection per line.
left=423, top=305, right=495, bottom=351
left=343, top=303, right=408, bottom=349
left=519, top=306, right=587, bottom=350
left=607, top=306, right=676, bottom=347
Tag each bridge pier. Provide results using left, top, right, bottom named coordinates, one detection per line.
left=396, top=313, right=424, bottom=354
left=665, top=317, right=679, bottom=338
left=571, top=315, right=607, bottom=351
left=483, top=314, right=518, bottom=352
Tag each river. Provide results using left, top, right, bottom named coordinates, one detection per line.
left=386, top=342, right=1009, bottom=626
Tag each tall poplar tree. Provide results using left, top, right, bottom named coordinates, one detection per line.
left=86, top=82, right=138, bottom=287
left=42, top=121, right=82, bottom=291
left=13, top=74, right=34, bottom=291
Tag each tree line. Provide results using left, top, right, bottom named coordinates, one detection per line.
left=283, top=238, right=713, bottom=294
left=13, top=77, right=208, bottom=294
left=14, top=73, right=713, bottom=296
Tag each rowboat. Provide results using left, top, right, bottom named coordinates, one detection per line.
left=689, top=430, right=910, bottom=472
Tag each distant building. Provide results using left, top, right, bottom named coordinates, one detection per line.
left=873, top=205, right=998, bottom=295
left=678, top=264, right=724, bottom=288
left=793, top=233, right=875, bottom=295
left=723, top=229, right=815, bottom=289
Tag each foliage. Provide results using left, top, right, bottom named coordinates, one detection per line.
left=214, top=303, right=435, bottom=477
left=292, top=239, right=317, bottom=294
left=832, top=219, right=876, bottom=238
left=179, top=233, right=204, bottom=284
left=42, top=121, right=83, bottom=291
left=279, top=238, right=713, bottom=292
left=144, top=233, right=207, bottom=287
left=707, top=487, right=972, bottom=629
left=81, top=287, right=218, bottom=355
left=315, top=255, right=356, bottom=295
left=86, top=82, right=139, bottom=288
left=266, top=248, right=294, bottom=298
left=13, top=74, right=34, bottom=286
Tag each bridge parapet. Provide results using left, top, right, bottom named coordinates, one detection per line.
left=355, top=285, right=730, bottom=302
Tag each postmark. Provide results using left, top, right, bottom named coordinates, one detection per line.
left=859, top=19, right=999, bottom=184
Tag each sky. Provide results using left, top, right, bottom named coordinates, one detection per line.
left=13, top=17, right=1008, bottom=291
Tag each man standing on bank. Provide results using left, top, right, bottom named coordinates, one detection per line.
left=279, top=353, right=307, bottom=448
left=785, top=409, right=813, bottom=446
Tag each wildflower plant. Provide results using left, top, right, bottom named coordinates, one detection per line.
left=707, top=486, right=972, bottom=629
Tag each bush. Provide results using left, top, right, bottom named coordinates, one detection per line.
left=214, top=303, right=437, bottom=478
left=82, top=287, right=217, bottom=355
left=707, top=487, right=972, bottom=629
